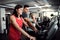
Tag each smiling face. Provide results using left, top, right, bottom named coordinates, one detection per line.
left=16, top=8, right=23, bottom=15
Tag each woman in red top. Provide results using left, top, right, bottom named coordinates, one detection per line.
left=8, top=5, right=36, bottom=40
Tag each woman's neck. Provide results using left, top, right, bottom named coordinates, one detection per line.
left=18, top=14, right=20, bottom=18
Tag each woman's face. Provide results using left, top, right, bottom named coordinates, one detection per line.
left=16, top=8, right=23, bottom=15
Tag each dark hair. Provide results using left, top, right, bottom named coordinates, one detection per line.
left=12, top=5, right=22, bottom=17
left=30, top=13, right=33, bottom=16
left=24, top=5, right=29, bottom=8
left=51, top=14, right=54, bottom=16
left=29, top=13, right=33, bottom=18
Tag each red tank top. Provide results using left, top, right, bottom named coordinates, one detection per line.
left=8, top=15, right=23, bottom=40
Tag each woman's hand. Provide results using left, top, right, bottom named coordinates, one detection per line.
left=30, top=36, right=36, bottom=40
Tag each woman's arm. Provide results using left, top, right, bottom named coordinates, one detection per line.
left=10, top=16, right=30, bottom=38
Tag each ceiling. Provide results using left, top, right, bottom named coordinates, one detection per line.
left=0, top=0, right=59, bottom=11
left=0, top=0, right=47, bottom=6
left=48, top=0, right=59, bottom=6
left=0, top=0, right=59, bottom=6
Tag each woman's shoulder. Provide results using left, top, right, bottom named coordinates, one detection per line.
left=10, top=15, right=16, bottom=19
left=10, top=15, right=15, bottom=17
